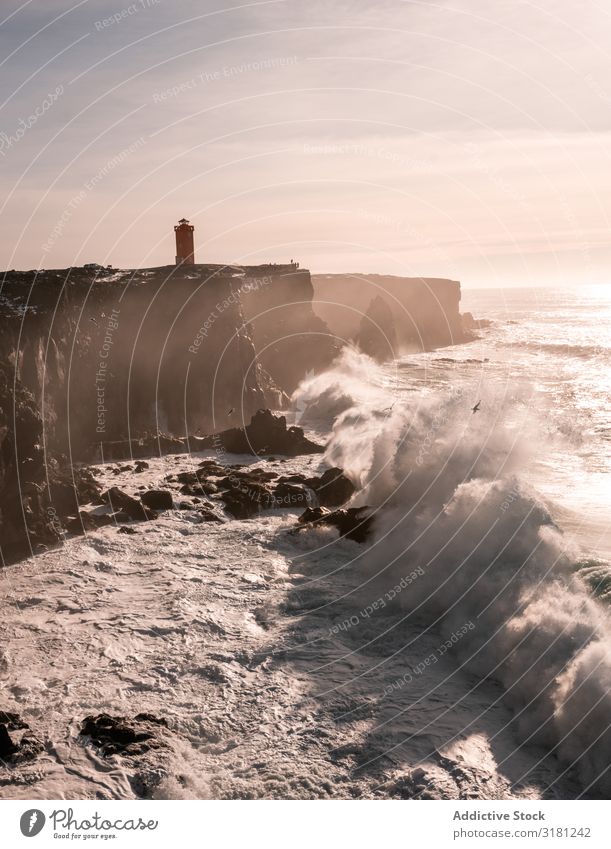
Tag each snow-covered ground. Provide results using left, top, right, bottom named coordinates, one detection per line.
left=0, top=451, right=575, bottom=800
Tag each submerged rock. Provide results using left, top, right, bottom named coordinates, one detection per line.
left=199, top=409, right=324, bottom=456
left=100, top=487, right=157, bottom=521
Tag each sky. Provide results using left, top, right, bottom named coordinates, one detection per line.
left=1, top=0, right=611, bottom=287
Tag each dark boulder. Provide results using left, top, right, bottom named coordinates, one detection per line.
left=134, top=460, right=149, bottom=473
left=199, top=409, right=324, bottom=456
left=297, top=505, right=374, bottom=543
left=196, top=459, right=226, bottom=475
left=80, top=713, right=168, bottom=757
left=96, top=433, right=186, bottom=461
left=118, top=525, right=138, bottom=535
left=100, top=487, right=157, bottom=521
left=272, top=481, right=314, bottom=509
left=461, top=311, right=492, bottom=332
left=0, top=712, right=42, bottom=763
left=0, top=711, right=28, bottom=729
left=141, top=489, right=173, bottom=510
left=66, top=510, right=115, bottom=534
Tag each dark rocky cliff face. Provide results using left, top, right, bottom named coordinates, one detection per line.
left=0, top=362, right=59, bottom=562
left=311, top=273, right=466, bottom=352
left=1, top=265, right=269, bottom=461
left=240, top=266, right=341, bottom=393
left=0, top=262, right=338, bottom=561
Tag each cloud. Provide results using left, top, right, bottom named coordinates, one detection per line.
left=2, top=0, right=611, bottom=283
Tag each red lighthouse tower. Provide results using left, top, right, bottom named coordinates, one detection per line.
left=174, top=218, right=195, bottom=265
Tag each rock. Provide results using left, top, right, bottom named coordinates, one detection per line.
left=48, top=467, right=103, bottom=515
left=113, top=510, right=132, bottom=522
left=80, top=713, right=168, bottom=757
left=0, top=711, right=28, bottom=729
left=66, top=510, right=115, bottom=534
left=196, top=459, right=226, bottom=475
left=99, top=433, right=187, bottom=461
left=461, top=312, right=492, bottom=333
left=356, top=295, right=398, bottom=362
left=141, top=489, right=173, bottom=510
left=0, top=713, right=42, bottom=763
left=118, top=525, right=138, bottom=535
left=179, top=481, right=218, bottom=496
left=175, top=470, right=220, bottom=496
left=277, top=473, right=308, bottom=484
left=197, top=507, right=224, bottom=523
left=199, top=409, right=324, bottom=456
left=220, top=481, right=273, bottom=519
left=100, top=487, right=157, bottom=521
left=272, top=481, right=313, bottom=509
left=0, top=724, right=18, bottom=758
left=10, top=733, right=44, bottom=764
left=309, top=468, right=355, bottom=507
left=134, top=460, right=149, bottom=473
left=297, top=505, right=374, bottom=542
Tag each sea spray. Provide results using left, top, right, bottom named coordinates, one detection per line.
left=293, top=352, right=611, bottom=794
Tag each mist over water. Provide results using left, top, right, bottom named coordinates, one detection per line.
left=293, top=286, right=611, bottom=794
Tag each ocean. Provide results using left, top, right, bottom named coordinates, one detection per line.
left=461, top=285, right=611, bottom=562
left=1, top=284, right=609, bottom=800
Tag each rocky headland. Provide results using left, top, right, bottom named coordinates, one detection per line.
left=0, top=262, right=473, bottom=563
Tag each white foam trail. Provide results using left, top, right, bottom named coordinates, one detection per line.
left=295, top=353, right=611, bottom=794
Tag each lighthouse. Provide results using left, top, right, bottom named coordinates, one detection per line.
left=174, top=218, right=195, bottom=265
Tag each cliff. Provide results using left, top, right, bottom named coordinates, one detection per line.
left=311, top=273, right=466, bottom=352
left=0, top=265, right=270, bottom=461
left=239, top=264, right=341, bottom=393
left=355, top=295, right=398, bottom=362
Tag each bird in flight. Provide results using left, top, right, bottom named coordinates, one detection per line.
left=228, top=407, right=234, bottom=416
left=472, top=400, right=481, bottom=414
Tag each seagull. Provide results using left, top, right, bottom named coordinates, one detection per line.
left=89, top=317, right=98, bottom=327
left=472, top=400, right=481, bottom=414
left=227, top=407, right=234, bottom=416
